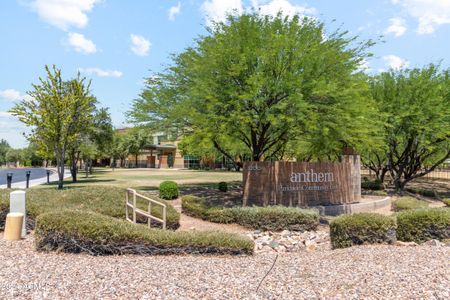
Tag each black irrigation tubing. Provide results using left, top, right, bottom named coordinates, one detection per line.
left=256, top=253, right=279, bottom=294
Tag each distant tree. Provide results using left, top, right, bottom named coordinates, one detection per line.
left=369, top=65, right=450, bottom=191
left=10, top=65, right=97, bottom=189
left=5, top=148, right=23, bottom=167
left=128, top=13, right=378, bottom=162
left=109, top=132, right=129, bottom=168
left=68, top=107, right=113, bottom=182
left=125, top=130, right=148, bottom=168
left=0, top=139, right=11, bottom=165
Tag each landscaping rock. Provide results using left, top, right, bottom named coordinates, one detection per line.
left=249, top=229, right=330, bottom=253
left=423, top=239, right=444, bottom=247
left=395, top=241, right=418, bottom=247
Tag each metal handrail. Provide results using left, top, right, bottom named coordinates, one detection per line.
left=126, top=188, right=167, bottom=230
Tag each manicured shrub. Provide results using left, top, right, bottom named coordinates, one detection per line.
left=159, top=181, right=179, bottom=200
left=35, top=210, right=254, bottom=256
left=330, top=213, right=397, bottom=249
left=218, top=181, right=228, bottom=192
left=182, top=195, right=320, bottom=231
left=361, top=179, right=383, bottom=190
left=406, top=187, right=436, bottom=198
left=228, top=206, right=319, bottom=231
left=181, top=195, right=210, bottom=219
left=0, top=186, right=180, bottom=230
left=442, top=198, right=450, bottom=207
left=396, top=208, right=450, bottom=243
left=392, top=196, right=428, bottom=211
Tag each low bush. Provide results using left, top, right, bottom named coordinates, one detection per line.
left=396, top=208, right=450, bottom=243
left=182, top=195, right=320, bottom=231
left=361, top=179, right=383, bottom=190
left=330, top=213, right=397, bottom=249
left=0, top=186, right=180, bottom=230
left=392, top=197, right=428, bottom=211
left=372, top=190, right=388, bottom=196
left=406, top=187, right=436, bottom=198
left=159, top=181, right=179, bottom=200
left=218, top=182, right=228, bottom=192
left=35, top=210, right=254, bottom=256
left=443, top=198, right=450, bottom=207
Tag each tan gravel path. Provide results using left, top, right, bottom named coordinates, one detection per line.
left=0, top=233, right=448, bottom=299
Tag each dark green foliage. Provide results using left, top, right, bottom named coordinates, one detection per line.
left=182, top=195, right=319, bottom=231
left=396, top=208, right=450, bottom=243
left=392, top=197, right=429, bottom=211
left=218, top=181, right=228, bottom=192
left=330, top=213, right=397, bottom=249
left=405, top=187, right=437, bottom=198
left=0, top=186, right=180, bottom=230
left=159, top=181, right=179, bottom=200
left=361, top=179, right=383, bottom=190
left=35, top=210, right=254, bottom=256
left=128, top=13, right=378, bottom=162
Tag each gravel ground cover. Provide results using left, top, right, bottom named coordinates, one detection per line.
left=0, top=233, right=448, bottom=299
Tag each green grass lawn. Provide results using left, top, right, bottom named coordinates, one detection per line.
left=41, top=168, right=242, bottom=190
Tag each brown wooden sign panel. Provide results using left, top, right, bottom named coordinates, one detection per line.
left=243, top=156, right=361, bottom=207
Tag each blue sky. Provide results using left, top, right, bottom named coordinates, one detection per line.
left=1, top=0, right=450, bottom=148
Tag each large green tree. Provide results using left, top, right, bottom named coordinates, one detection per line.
left=10, top=65, right=97, bottom=189
left=368, top=65, right=450, bottom=191
left=128, top=13, right=378, bottom=161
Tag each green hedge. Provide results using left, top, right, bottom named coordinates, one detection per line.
left=218, top=182, right=228, bottom=192
left=397, top=208, right=450, bottom=243
left=405, top=187, right=436, bottom=198
left=330, top=213, right=397, bottom=249
left=182, top=195, right=319, bottom=231
left=159, top=181, right=179, bottom=200
left=361, top=179, right=383, bottom=190
left=35, top=210, right=254, bottom=256
left=0, top=186, right=180, bottom=230
left=392, top=197, right=429, bottom=211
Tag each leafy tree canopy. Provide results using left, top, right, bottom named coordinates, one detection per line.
left=127, top=13, right=380, bottom=161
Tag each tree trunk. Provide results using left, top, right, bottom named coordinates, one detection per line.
left=57, top=157, right=65, bottom=190
left=135, top=154, right=138, bottom=168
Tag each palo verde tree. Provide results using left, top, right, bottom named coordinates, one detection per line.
left=11, top=65, right=97, bottom=189
left=368, top=64, right=450, bottom=191
left=128, top=13, right=378, bottom=162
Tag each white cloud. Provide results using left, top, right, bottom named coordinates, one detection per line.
left=0, top=112, right=12, bottom=118
left=130, top=34, right=151, bottom=56
left=201, top=0, right=243, bottom=26
left=201, top=0, right=315, bottom=26
left=28, top=0, right=101, bottom=31
left=0, top=89, right=33, bottom=102
left=382, top=55, right=410, bottom=70
left=79, top=67, right=123, bottom=78
left=253, top=0, right=316, bottom=18
left=392, top=0, right=450, bottom=34
left=358, top=59, right=370, bottom=72
left=385, top=17, right=407, bottom=37
left=67, top=32, right=97, bottom=54
left=168, top=2, right=181, bottom=21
